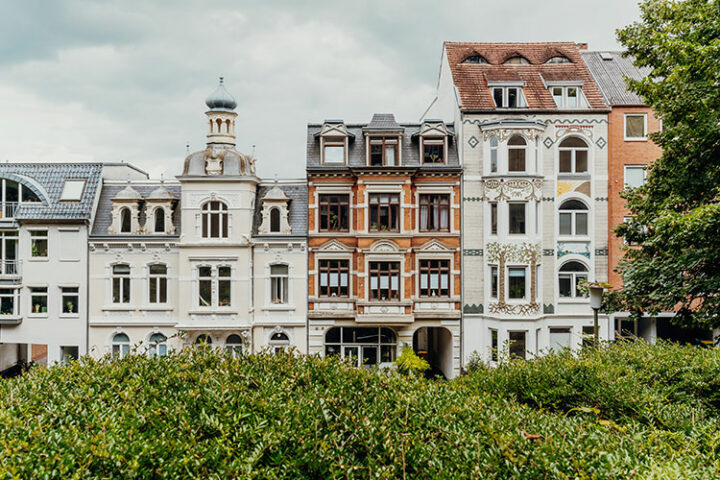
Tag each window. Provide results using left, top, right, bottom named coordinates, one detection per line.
left=112, top=264, right=131, bottom=304
left=120, top=208, right=131, bottom=233
left=60, top=180, right=85, bottom=201
left=507, top=135, right=527, bottom=172
left=503, top=56, right=530, bottom=65
left=195, top=266, right=231, bottom=307
left=325, top=327, right=397, bottom=366
left=625, top=165, right=647, bottom=189
left=154, top=208, right=165, bottom=233
left=148, top=264, right=168, bottom=304
left=490, top=329, right=498, bottom=362
left=508, top=267, right=527, bottom=300
left=270, top=208, right=280, bottom=233
left=490, top=202, right=498, bottom=235
left=422, top=138, right=445, bottom=164
left=0, top=289, right=17, bottom=315
left=509, top=331, right=527, bottom=359
left=419, top=259, right=450, bottom=297
left=225, top=334, right=244, bottom=357
left=558, top=261, right=588, bottom=298
left=369, top=193, right=399, bottom=232
left=195, top=334, right=212, bottom=346
left=318, top=194, right=349, bottom=232
left=30, top=287, right=47, bottom=314
left=492, top=87, right=526, bottom=108
left=30, top=230, right=48, bottom=257
left=148, top=333, right=167, bottom=357
left=270, top=264, right=289, bottom=304
left=218, top=266, right=231, bottom=306
left=61, top=287, right=79, bottom=314
left=489, top=136, right=498, bottom=172
left=323, top=138, right=345, bottom=164
left=269, top=332, right=290, bottom=354
left=462, top=55, right=488, bottom=64
left=419, top=194, right=450, bottom=231
left=0, top=230, right=18, bottom=275
left=558, top=137, right=588, bottom=173
left=550, top=87, right=583, bottom=108
left=490, top=266, right=498, bottom=298
left=202, top=201, right=228, bottom=238
left=369, top=137, right=399, bottom=166
left=549, top=328, right=572, bottom=353
left=60, top=346, right=78, bottom=365
left=625, top=114, right=647, bottom=140
left=112, top=333, right=131, bottom=359
left=508, top=203, right=526, bottom=234
left=369, top=261, right=400, bottom=301
left=558, top=200, right=588, bottom=236
left=545, top=56, right=571, bottom=64
left=198, top=266, right=212, bottom=307
left=318, top=259, right=349, bottom=297
left=21, top=184, right=40, bottom=203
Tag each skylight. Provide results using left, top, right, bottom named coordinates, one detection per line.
left=60, top=180, right=86, bottom=201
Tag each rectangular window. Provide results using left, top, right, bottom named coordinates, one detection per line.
left=625, top=114, right=647, bottom=140
left=551, top=87, right=563, bottom=107
left=509, top=331, right=527, bottom=359
left=566, top=87, right=578, bottom=108
left=419, top=259, right=450, bottom=297
left=422, top=138, right=445, bottom=164
left=492, top=87, right=526, bottom=108
left=60, top=180, right=86, bottom=201
left=419, top=194, right=450, bottom=231
left=369, top=261, right=400, bottom=301
left=61, top=287, right=79, bottom=314
left=60, top=346, right=79, bottom=365
left=318, top=259, right=349, bottom=297
left=508, top=267, right=526, bottom=300
left=549, top=328, right=571, bottom=352
left=369, top=137, right=399, bottom=166
left=493, top=88, right=504, bottom=108
left=369, top=193, right=399, bottom=232
left=490, top=329, right=498, bottom=362
left=112, top=264, right=131, bottom=304
left=323, top=138, right=345, bottom=164
left=319, top=194, right=350, bottom=232
left=490, top=266, right=498, bottom=298
left=490, top=202, right=498, bottom=235
left=30, top=287, right=47, bottom=314
left=148, top=264, right=168, bottom=304
left=218, top=266, right=231, bottom=307
left=30, top=230, right=48, bottom=257
left=625, top=165, right=647, bottom=189
left=551, top=86, right=583, bottom=108
left=270, top=264, right=288, bottom=304
left=198, top=266, right=212, bottom=307
left=508, top=203, right=526, bottom=234
left=0, top=289, right=16, bottom=315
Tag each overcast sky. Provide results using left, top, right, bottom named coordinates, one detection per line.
left=0, top=1, right=642, bottom=179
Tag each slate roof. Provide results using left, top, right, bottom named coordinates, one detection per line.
left=252, top=182, right=307, bottom=237
left=306, top=120, right=459, bottom=168
left=0, top=163, right=102, bottom=221
left=581, top=51, right=649, bottom=106
left=443, top=42, right=608, bottom=111
left=91, top=182, right=182, bottom=236
left=364, top=114, right=403, bottom=131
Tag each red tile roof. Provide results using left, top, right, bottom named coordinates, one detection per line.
left=444, top=42, right=608, bottom=111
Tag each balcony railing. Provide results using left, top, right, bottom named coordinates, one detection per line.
left=0, top=202, right=18, bottom=219
left=0, top=259, right=21, bottom=278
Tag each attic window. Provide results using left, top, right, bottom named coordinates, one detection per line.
left=545, top=56, right=571, bottom=64
left=599, top=52, right=613, bottom=61
left=503, top=56, right=530, bottom=65
left=462, top=55, right=488, bottom=64
left=60, top=180, right=86, bottom=201
left=491, top=87, right=527, bottom=108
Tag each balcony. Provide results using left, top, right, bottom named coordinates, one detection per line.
left=0, top=260, right=21, bottom=281
left=0, top=202, right=18, bottom=220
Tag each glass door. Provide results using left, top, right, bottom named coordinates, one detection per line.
left=0, top=231, right=18, bottom=275
left=361, top=346, right=378, bottom=367
left=343, top=346, right=360, bottom=366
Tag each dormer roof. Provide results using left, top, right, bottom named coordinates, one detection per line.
left=262, top=185, right=289, bottom=201
left=113, top=185, right=143, bottom=201
left=363, top=113, right=404, bottom=132
left=147, top=185, right=175, bottom=201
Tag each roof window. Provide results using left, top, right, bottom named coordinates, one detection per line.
left=60, top=180, right=86, bottom=201
left=545, top=56, right=571, bottom=64
left=503, top=56, right=530, bottom=65
left=462, top=55, right=488, bottom=64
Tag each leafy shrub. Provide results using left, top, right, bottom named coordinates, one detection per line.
left=0, top=343, right=718, bottom=478
left=394, top=347, right=430, bottom=376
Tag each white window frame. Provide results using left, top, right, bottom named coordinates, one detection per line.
left=29, top=229, right=48, bottom=259
left=269, top=263, right=290, bottom=306
left=624, top=165, right=648, bottom=188
left=147, top=332, right=168, bottom=357
left=111, top=264, right=131, bottom=305
left=557, top=137, right=590, bottom=174
left=224, top=334, right=244, bottom=358
left=506, top=135, right=528, bottom=173
left=624, top=113, right=648, bottom=141
left=196, top=264, right=233, bottom=309
left=558, top=200, right=590, bottom=238
left=201, top=201, right=229, bottom=239
left=0, top=287, right=19, bottom=316
left=112, top=332, right=131, bottom=359
left=550, top=86, right=585, bottom=109
left=508, top=202, right=527, bottom=235
left=28, top=286, right=48, bottom=317
left=321, top=137, right=347, bottom=165
left=148, top=263, right=169, bottom=304
left=557, top=260, right=589, bottom=300
left=506, top=266, right=528, bottom=301
left=491, top=86, right=527, bottom=108
left=60, top=285, right=79, bottom=316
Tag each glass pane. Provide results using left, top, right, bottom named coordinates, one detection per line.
left=362, top=346, right=378, bottom=366
left=509, top=204, right=526, bottom=234
left=576, top=213, right=588, bottom=235
left=490, top=149, right=497, bottom=172
left=149, top=264, right=166, bottom=275
left=559, top=150, right=572, bottom=172
left=493, top=88, right=504, bottom=107
left=559, top=213, right=571, bottom=235
left=508, top=149, right=525, bottom=172
left=507, top=88, right=518, bottom=108
left=559, top=274, right=572, bottom=297
left=490, top=203, right=497, bottom=234
left=626, top=115, right=645, bottom=138
left=324, top=145, right=344, bottom=164
left=271, top=265, right=288, bottom=275
left=491, top=266, right=498, bottom=297
left=552, top=87, right=563, bottom=107
left=199, top=280, right=212, bottom=306
left=508, top=268, right=526, bottom=299
left=509, top=332, right=526, bottom=359
left=566, top=88, right=578, bottom=107
left=625, top=167, right=646, bottom=188
left=575, top=150, right=588, bottom=172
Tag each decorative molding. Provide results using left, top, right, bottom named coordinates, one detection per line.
left=488, top=302, right=540, bottom=315
left=594, top=197, right=609, bottom=202
left=555, top=125, right=594, bottom=141
left=543, top=304, right=555, bottom=314
left=542, top=249, right=554, bottom=256
left=486, top=242, right=541, bottom=264
left=541, top=197, right=555, bottom=202
left=543, top=137, right=555, bottom=149
left=595, top=137, right=607, bottom=149
left=482, top=178, right=543, bottom=202
left=595, top=248, right=609, bottom=256
left=463, top=197, right=483, bottom=202
left=314, top=239, right=354, bottom=253
left=463, top=304, right=483, bottom=314
left=544, top=118, right=609, bottom=125
left=467, top=135, right=479, bottom=149
left=463, top=249, right=483, bottom=256
left=415, top=239, right=453, bottom=253
left=557, top=241, right=591, bottom=258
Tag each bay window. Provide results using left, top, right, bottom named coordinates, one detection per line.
left=507, top=136, right=527, bottom=172
left=508, top=267, right=527, bottom=300
left=508, top=203, right=526, bottom=234
left=0, top=288, right=18, bottom=315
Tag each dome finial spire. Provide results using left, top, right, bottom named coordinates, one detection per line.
left=205, top=77, right=236, bottom=111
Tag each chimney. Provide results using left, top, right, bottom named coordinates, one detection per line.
left=576, top=43, right=588, bottom=50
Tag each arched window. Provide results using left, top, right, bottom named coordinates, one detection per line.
left=201, top=201, right=228, bottom=238
left=507, top=135, right=527, bottom=172
left=112, top=264, right=131, bottom=304
left=503, top=56, right=530, bottom=65
left=324, top=327, right=397, bottom=366
left=545, top=56, right=571, bottom=64
left=489, top=136, right=498, bottom=173
left=270, top=208, right=280, bottom=233
left=558, top=137, right=588, bottom=173
left=120, top=208, right=131, bottom=233
left=195, top=334, right=212, bottom=346
left=225, top=334, right=243, bottom=358
left=269, top=332, right=290, bottom=354
left=558, top=261, right=589, bottom=298
left=558, top=200, right=589, bottom=236
left=112, top=333, right=131, bottom=358
left=462, top=55, right=488, bottom=64
left=148, top=264, right=168, bottom=304
left=270, top=264, right=289, bottom=304
left=154, top=208, right=165, bottom=233
left=148, top=333, right=167, bottom=357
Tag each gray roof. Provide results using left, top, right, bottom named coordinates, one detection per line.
left=306, top=120, right=458, bottom=169
left=364, top=113, right=403, bottom=131
left=581, top=51, right=650, bottom=106
left=91, top=182, right=181, bottom=236
left=252, top=182, right=307, bottom=237
left=0, top=163, right=102, bottom=221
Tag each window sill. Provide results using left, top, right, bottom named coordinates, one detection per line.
left=262, top=305, right=295, bottom=312
left=59, top=313, right=80, bottom=319
left=27, top=314, right=48, bottom=319
left=311, top=296, right=354, bottom=303
left=102, top=305, right=134, bottom=312
left=557, top=236, right=591, bottom=242
left=139, top=305, right=174, bottom=312
left=188, top=308, right=238, bottom=315
left=558, top=298, right=589, bottom=304
left=557, top=173, right=590, bottom=179
left=624, top=137, right=648, bottom=142
left=28, top=258, right=49, bottom=262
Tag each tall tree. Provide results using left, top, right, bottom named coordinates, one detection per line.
left=615, top=0, right=720, bottom=328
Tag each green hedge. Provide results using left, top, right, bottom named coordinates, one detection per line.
left=0, top=342, right=718, bottom=479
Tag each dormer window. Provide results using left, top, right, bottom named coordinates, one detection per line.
left=153, top=208, right=165, bottom=233
left=120, top=208, right=132, bottom=233
left=270, top=208, right=280, bottom=233
left=503, top=56, right=530, bottom=65
left=369, top=137, right=399, bottom=166
left=462, top=55, right=488, bottom=64
left=545, top=56, right=571, bottom=64
left=322, top=137, right=346, bottom=165
left=422, top=137, right=445, bottom=164
left=549, top=86, right=586, bottom=109
left=491, top=87, right=527, bottom=108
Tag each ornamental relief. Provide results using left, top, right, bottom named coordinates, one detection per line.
left=481, top=128, right=543, bottom=142
left=486, top=242, right=541, bottom=317
left=483, top=178, right=543, bottom=201
left=554, top=125, right=594, bottom=141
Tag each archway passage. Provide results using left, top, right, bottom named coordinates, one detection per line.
left=413, top=327, right=453, bottom=379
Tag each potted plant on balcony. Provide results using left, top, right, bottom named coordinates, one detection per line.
left=66, top=301, right=75, bottom=314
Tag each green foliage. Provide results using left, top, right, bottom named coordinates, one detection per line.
left=0, top=343, right=719, bottom=478
left=393, top=347, right=430, bottom=376
left=615, top=0, right=720, bottom=327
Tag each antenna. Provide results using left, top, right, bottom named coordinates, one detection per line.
left=252, top=144, right=256, bottom=156
left=185, top=142, right=190, bottom=154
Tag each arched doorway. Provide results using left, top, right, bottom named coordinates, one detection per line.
left=413, top=327, right=453, bottom=379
